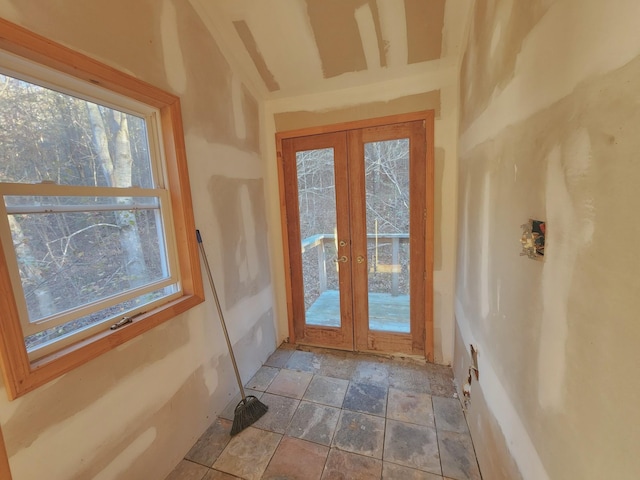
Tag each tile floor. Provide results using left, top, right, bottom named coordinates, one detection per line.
left=166, top=344, right=481, bottom=480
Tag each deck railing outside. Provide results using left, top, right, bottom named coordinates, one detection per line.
left=301, top=233, right=409, bottom=297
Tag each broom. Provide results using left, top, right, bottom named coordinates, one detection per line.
left=196, top=229, right=268, bottom=435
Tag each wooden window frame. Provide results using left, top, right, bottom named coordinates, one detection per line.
left=0, top=18, right=204, bottom=400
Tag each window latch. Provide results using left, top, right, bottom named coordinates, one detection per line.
left=110, top=311, right=145, bottom=330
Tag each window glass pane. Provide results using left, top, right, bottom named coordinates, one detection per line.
left=296, top=148, right=341, bottom=328
left=25, top=285, right=177, bottom=352
left=364, top=139, right=410, bottom=333
left=0, top=72, right=154, bottom=188
left=9, top=207, right=170, bottom=323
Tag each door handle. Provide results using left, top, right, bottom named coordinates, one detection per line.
left=333, top=255, right=348, bottom=263
left=356, top=255, right=365, bottom=264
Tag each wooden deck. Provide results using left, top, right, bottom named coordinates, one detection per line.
left=305, top=290, right=410, bottom=333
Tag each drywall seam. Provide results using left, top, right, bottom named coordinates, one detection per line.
left=93, top=427, right=156, bottom=480
left=355, top=3, right=381, bottom=70
left=455, top=300, right=550, bottom=480
left=376, top=0, right=407, bottom=67
left=459, top=0, right=640, bottom=155
left=268, top=66, right=456, bottom=114
left=160, top=0, right=187, bottom=94
left=231, top=75, right=247, bottom=141
left=243, top=0, right=323, bottom=91
left=187, top=0, right=266, bottom=100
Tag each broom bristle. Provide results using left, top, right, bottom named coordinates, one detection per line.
left=230, top=395, right=269, bottom=436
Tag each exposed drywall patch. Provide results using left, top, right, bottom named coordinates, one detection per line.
left=460, top=0, right=640, bottom=154
left=455, top=304, right=550, bottom=480
left=6, top=324, right=204, bottom=479
left=185, top=137, right=262, bottom=182
left=404, top=0, right=445, bottom=64
left=93, top=427, right=157, bottom=480
left=174, top=3, right=236, bottom=146
left=274, top=91, right=440, bottom=132
left=233, top=20, right=280, bottom=92
left=453, top=323, right=524, bottom=480
left=5, top=0, right=165, bottom=84
left=376, top=0, right=407, bottom=67
left=306, top=0, right=368, bottom=78
left=241, top=83, right=261, bottom=153
left=160, top=0, right=187, bottom=94
left=2, top=318, right=190, bottom=456
left=232, top=75, right=247, bottom=141
left=538, top=131, right=594, bottom=411
left=69, top=366, right=212, bottom=480
left=459, top=0, right=551, bottom=132
left=208, top=177, right=271, bottom=309
left=237, top=184, right=260, bottom=283
left=233, top=308, right=277, bottom=380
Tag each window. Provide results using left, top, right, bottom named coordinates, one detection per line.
left=0, top=19, right=203, bottom=399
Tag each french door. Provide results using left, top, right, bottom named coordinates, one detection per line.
left=277, top=113, right=434, bottom=358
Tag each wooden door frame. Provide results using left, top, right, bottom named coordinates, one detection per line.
left=275, top=110, right=435, bottom=360
left=0, top=425, right=12, bottom=480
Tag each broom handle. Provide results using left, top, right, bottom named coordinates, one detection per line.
left=196, top=230, right=247, bottom=400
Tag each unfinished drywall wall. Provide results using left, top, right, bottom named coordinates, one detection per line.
left=455, top=0, right=640, bottom=478
left=0, top=0, right=277, bottom=479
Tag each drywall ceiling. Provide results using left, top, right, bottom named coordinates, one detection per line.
left=192, top=0, right=470, bottom=100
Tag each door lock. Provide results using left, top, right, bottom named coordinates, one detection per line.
left=334, top=255, right=348, bottom=263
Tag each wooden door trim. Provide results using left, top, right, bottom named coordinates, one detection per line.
left=275, top=111, right=435, bottom=359
left=349, top=121, right=427, bottom=356
left=0, top=425, right=12, bottom=480
left=278, top=132, right=354, bottom=349
left=275, top=111, right=433, bottom=140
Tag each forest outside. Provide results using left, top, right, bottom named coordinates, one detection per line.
left=0, top=71, right=178, bottom=356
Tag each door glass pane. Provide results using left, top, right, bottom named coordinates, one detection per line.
left=364, top=139, right=410, bottom=333
left=297, top=148, right=340, bottom=327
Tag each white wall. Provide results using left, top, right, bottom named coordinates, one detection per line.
left=455, top=0, right=640, bottom=478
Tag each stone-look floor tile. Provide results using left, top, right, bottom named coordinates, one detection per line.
left=382, top=462, right=444, bottom=479
left=286, top=400, right=341, bottom=445
left=332, top=410, right=385, bottom=459
left=304, top=375, right=349, bottom=407
left=343, top=382, right=387, bottom=416
left=245, top=366, right=280, bottom=391
left=427, top=364, right=457, bottom=398
left=386, top=388, right=434, bottom=427
left=212, top=427, right=281, bottom=480
left=202, top=470, right=241, bottom=480
left=285, top=350, right=321, bottom=373
left=264, top=348, right=294, bottom=368
left=388, top=363, right=431, bottom=394
left=266, top=369, right=313, bottom=399
left=438, top=431, right=481, bottom=480
left=432, top=396, right=468, bottom=433
left=251, top=392, right=299, bottom=434
left=352, top=360, right=390, bottom=387
left=321, top=449, right=383, bottom=480
left=317, top=354, right=358, bottom=380
left=185, top=418, right=232, bottom=466
left=383, top=419, right=441, bottom=475
left=219, top=390, right=263, bottom=421
left=262, top=436, right=329, bottom=480
left=165, top=459, right=210, bottom=480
